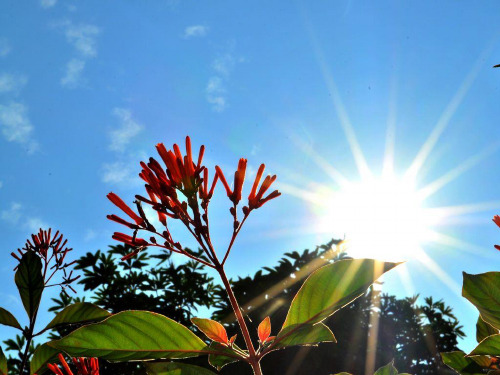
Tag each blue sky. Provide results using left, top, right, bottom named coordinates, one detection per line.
left=1, top=0, right=500, bottom=354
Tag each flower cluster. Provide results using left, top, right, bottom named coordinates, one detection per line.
left=47, top=354, right=99, bottom=375
left=494, top=215, right=500, bottom=251
left=107, top=136, right=281, bottom=265
left=11, top=229, right=79, bottom=291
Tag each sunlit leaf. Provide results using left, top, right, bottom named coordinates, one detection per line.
left=49, top=311, right=211, bottom=360
left=272, top=323, right=335, bottom=349
left=476, top=316, right=499, bottom=343
left=281, top=259, right=399, bottom=329
left=146, top=362, right=218, bottom=375
left=258, top=317, right=271, bottom=343
left=15, top=252, right=44, bottom=319
left=0, top=347, right=7, bottom=375
left=208, top=342, right=244, bottom=370
left=373, top=361, right=398, bottom=375
left=0, top=307, right=22, bottom=330
left=463, top=272, right=500, bottom=330
left=191, top=317, right=228, bottom=345
left=43, top=302, right=111, bottom=331
left=30, top=343, right=59, bottom=375
left=441, top=351, right=486, bottom=375
left=469, top=334, right=500, bottom=356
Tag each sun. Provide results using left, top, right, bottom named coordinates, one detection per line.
left=315, top=174, right=436, bottom=261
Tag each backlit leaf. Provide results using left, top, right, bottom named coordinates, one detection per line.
left=49, top=311, right=211, bottom=360
left=0, top=307, right=22, bottom=330
left=258, top=317, right=271, bottom=343
left=469, top=334, right=500, bottom=356
left=15, top=252, right=44, bottom=319
left=374, top=361, right=398, bottom=375
left=272, top=323, right=335, bottom=349
left=441, top=351, right=486, bottom=375
left=208, top=342, right=244, bottom=370
left=146, top=362, right=218, bottom=375
left=43, top=302, right=111, bottom=331
left=463, top=272, right=500, bottom=330
left=0, top=347, right=6, bottom=375
left=476, top=316, right=499, bottom=343
left=191, top=317, right=228, bottom=345
left=280, top=259, right=399, bottom=333
left=30, top=344, right=59, bottom=375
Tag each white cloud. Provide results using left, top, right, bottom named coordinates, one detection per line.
left=102, top=161, right=141, bottom=187
left=60, top=58, right=85, bottom=88
left=212, top=54, right=235, bottom=76
left=84, top=229, right=97, bottom=242
left=40, top=0, right=57, bottom=8
left=109, top=108, right=143, bottom=152
left=1, top=202, right=22, bottom=225
left=206, top=76, right=226, bottom=112
left=184, top=25, right=209, bottom=39
left=26, top=217, right=49, bottom=232
left=64, top=22, right=100, bottom=58
left=0, top=38, right=11, bottom=58
left=0, top=73, right=28, bottom=94
left=0, top=102, right=38, bottom=153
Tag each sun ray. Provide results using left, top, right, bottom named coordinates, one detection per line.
left=382, top=74, right=398, bottom=178
left=426, top=229, right=498, bottom=260
left=302, top=15, right=371, bottom=180
left=426, top=200, right=500, bottom=219
left=418, top=142, right=500, bottom=200
left=404, top=48, right=490, bottom=181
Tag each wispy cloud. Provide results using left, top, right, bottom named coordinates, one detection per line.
left=206, top=77, right=226, bottom=112
left=1, top=202, right=48, bottom=231
left=0, top=38, right=11, bottom=58
left=55, top=20, right=100, bottom=89
left=1, top=202, right=22, bottom=225
left=212, top=54, right=235, bottom=76
left=60, top=58, right=85, bottom=88
left=0, top=102, right=38, bottom=153
left=102, top=160, right=141, bottom=187
left=40, top=0, right=57, bottom=8
left=184, top=25, right=209, bottom=39
left=109, top=108, right=143, bottom=152
left=0, top=73, right=28, bottom=94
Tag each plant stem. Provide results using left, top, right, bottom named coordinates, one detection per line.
left=216, top=263, right=263, bottom=375
left=19, top=311, right=37, bottom=375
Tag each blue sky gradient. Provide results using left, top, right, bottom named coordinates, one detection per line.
left=1, top=0, right=500, bottom=353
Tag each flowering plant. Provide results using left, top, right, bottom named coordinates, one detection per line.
left=44, top=137, right=399, bottom=375
left=441, top=216, right=500, bottom=375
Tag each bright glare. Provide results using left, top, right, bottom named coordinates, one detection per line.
left=316, top=175, right=437, bottom=261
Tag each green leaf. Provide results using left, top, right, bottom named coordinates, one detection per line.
left=477, top=316, right=499, bottom=343
left=0, top=307, right=22, bottom=330
left=441, top=351, right=486, bottom=375
left=469, top=334, right=500, bottom=356
left=281, top=259, right=399, bottom=329
left=0, top=347, right=7, bottom=375
left=333, top=373, right=352, bottom=375
left=15, top=252, right=44, bottom=319
left=30, top=343, right=59, bottom=375
left=207, top=342, right=243, bottom=370
left=191, top=318, right=228, bottom=344
left=49, top=311, right=220, bottom=360
left=463, top=272, right=500, bottom=330
left=146, top=362, right=218, bottom=375
left=43, top=303, right=111, bottom=331
left=374, top=361, right=398, bottom=375
left=273, top=323, right=336, bottom=349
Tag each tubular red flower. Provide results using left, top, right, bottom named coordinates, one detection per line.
left=48, top=354, right=99, bottom=375
left=107, top=192, right=144, bottom=226
left=216, top=159, right=247, bottom=205
left=112, top=232, right=149, bottom=247
left=247, top=164, right=281, bottom=210
left=493, top=215, right=500, bottom=228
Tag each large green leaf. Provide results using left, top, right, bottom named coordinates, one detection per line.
left=0, top=347, right=7, bottom=375
left=477, top=316, right=499, bottom=343
left=15, top=252, right=44, bottom=319
left=0, top=307, right=22, bottom=330
left=30, top=343, right=59, bottom=375
left=441, top=351, right=486, bottom=375
left=281, top=259, right=399, bottom=329
left=43, top=303, right=111, bottom=331
left=272, top=323, right=336, bottom=349
left=469, top=334, right=500, bottom=356
left=374, top=361, right=398, bottom=375
left=49, top=311, right=229, bottom=361
left=146, top=362, right=218, bottom=375
left=463, top=272, right=500, bottom=330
